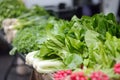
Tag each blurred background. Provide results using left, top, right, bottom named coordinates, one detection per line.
left=23, top=0, right=120, bottom=20
left=0, top=0, right=120, bottom=80
left=22, top=0, right=120, bottom=19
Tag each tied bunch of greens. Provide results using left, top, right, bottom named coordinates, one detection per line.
left=0, top=0, right=26, bottom=18
left=12, top=5, right=49, bottom=30
left=0, top=0, right=49, bottom=28
left=0, top=0, right=27, bottom=27
left=18, top=5, right=49, bottom=20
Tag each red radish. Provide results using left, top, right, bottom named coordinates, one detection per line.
left=114, top=63, right=120, bottom=74
left=70, top=73, right=77, bottom=80
left=90, top=71, right=109, bottom=80
left=70, top=72, right=87, bottom=80
left=53, top=70, right=72, bottom=80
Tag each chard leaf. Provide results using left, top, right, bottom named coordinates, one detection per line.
left=64, top=54, right=83, bottom=69
left=85, top=30, right=100, bottom=49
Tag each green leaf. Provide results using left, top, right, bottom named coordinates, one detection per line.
left=64, top=54, right=83, bottom=69
left=83, top=59, right=89, bottom=67
left=85, top=30, right=100, bottom=49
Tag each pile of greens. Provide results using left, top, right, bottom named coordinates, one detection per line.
left=10, top=16, right=49, bottom=54
left=18, top=5, right=49, bottom=20
left=0, top=0, right=49, bottom=28
left=0, top=0, right=26, bottom=18
left=0, top=0, right=27, bottom=27
left=35, top=13, right=120, bottom=78
left=11, top=13, right=120, bottom=78
left=13, top=5, right=49, bottom=30
left=9, top=2, right=50, bottom=54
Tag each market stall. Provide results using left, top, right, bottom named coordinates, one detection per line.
left=1, top=0, right=120, bottom=80
left=9, top=13, right=120, bottom=80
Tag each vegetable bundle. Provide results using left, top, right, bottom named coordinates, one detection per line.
left=2, top=1, right=50, bottom=53
left=0, top=0, right=49, bottom=28
left=11, top=16, right=48, bottom=54
left=0, top=0, right=27, bottom=27
left=11, top=13, right=120, bottom=79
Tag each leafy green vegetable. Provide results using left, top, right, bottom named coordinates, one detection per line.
left=64, top=54, right=83, bottom=69
left=0, top=0, right=49, bottom=28
left=18, top=5, right=49, bottom=19
left=11, top=17, right=48, bottom=54
left=85, top=30, right=100, bottom=49
left=10, top=5, right=50, bottom=54
left=85, top=30, right=120, bottom=78
left=34, top=13, right=120, bottom=72
left=26, top=51, right=65, bottom=73
left=0, top=0, right=27, bottom=27
left=11, top=12, right=120, bottom=78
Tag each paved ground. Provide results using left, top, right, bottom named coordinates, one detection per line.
left=0, top=53, right=31, bottom=80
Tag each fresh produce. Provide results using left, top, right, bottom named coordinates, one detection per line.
left=10, top=16, right=48, bottom=54
left=0, top=0, right=49, bottom=28
left=114, top=63, right=120, bottom=74
left=70, top=72, right=88, bottom=80
left=90, top=71, right=109, bottom=80
left=4, top=0, right=120, bottom=79
left=34, top=13, right=120, bottom=79
left=10, top=12, right=120, bottom=79
left=53, top=70, right=109, bottom=80
left=9, top=5, right=50, bottom=54
left=18, top=5, right=49, bottom=20
left=26, top=51, right=65, bottom=73
left=0, top=0, right=27, bottom=27
left=53, top=70, right=72, bottom=80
